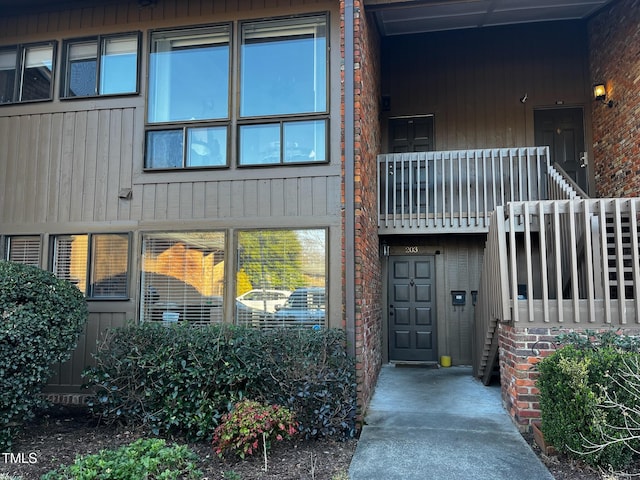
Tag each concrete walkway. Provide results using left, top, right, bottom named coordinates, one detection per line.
left=349, top=364, right=554, bottom=480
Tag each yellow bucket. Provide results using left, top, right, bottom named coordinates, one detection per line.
left=440, top=355, right=452, bottom=368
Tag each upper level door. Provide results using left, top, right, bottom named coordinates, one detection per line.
left=389, top=116, right=434, bottom=153
left=534, top=107, right=588, bottom=194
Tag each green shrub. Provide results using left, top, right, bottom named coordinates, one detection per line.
left=212, top=399, right=297, bottom=458
left=0, top=261, right=88, bottom=451
left=538, top=343, right=640, bottom=469
left=41, top=438, right=201, bottom=480
left=84, top=324, right=357, bottom=442
left=244, top=328, right=357, bottom=439
left=83, top=322, right=257, bottom=442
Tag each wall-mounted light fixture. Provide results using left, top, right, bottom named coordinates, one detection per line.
left=593, top=83, right=614, bottom=108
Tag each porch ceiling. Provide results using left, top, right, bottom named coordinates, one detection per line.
left=366, top=0, right=615, bottom=36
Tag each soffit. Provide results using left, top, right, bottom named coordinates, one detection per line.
left=366, top=0, right=615, bottom=36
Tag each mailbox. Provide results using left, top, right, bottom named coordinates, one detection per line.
left=451, top=290, right=466, bottom=306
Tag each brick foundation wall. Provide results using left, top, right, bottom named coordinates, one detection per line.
left=499, top=324, right=556, bottom=430
left=499, top=324, right=640, bottom=431
left=589, top=0, right=640, bottom=197
left=341, top=0, right=383, bottom=415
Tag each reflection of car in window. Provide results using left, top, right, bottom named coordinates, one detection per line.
left=273, top=287, right=325, bottom=326
left=236, top=289, right=291, bottom=313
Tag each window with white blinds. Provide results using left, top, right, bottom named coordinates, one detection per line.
left=236, top=229, right=326, bottom=328
left=52, top=233, right=129, bottom=299
left=140, top=232, right=226, bottom=323
left=5, top=236, right=41, bottom=266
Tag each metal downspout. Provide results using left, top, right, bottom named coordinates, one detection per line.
left=344, top=0, right=356, bottom=357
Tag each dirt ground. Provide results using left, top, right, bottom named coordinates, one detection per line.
left=1, top=405, right=638, bottom=480
left=0, top=406, right=355, bottom=480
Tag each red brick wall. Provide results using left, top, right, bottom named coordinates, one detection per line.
left=589, top=0, right=640, bottom=197
left=341, top=0, right=383, bottom=415
left=500, top=324, right=640, bottom=431
left=498, top=325, right=556, bottom=430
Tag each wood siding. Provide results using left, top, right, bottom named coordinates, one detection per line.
left=0, top=0, right=342, bottom=390
left=381, top=21, right=591, bottom=152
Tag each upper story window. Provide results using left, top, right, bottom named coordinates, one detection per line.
left=0, top=42, right=55, bottom=105
left=143, top=14, right=329, bottom=171
left=145, top=25, right=230, bottom=169
left=61, top=33, right=140, bottom=98
left=238, top=15, right=328, bottom=166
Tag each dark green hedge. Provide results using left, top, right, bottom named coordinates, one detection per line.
left=538, top=341, right=640, bottom=469
left=0, top=261, right=88, bottom=450
left=83, top=324, right=356, bottom=442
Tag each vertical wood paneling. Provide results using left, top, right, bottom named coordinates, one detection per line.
left=270, top=179, right=285, bottom=216
left=47, top=114, right=64, bottom=223
left=230, top=181, right=245, bottom=218
left=141, top=184, right=156, bottom=220
left=285, top=178, right=298, bottom=216
left=193, top=182, right=206, bottom=218
left=70, top=111, right=88, bottom=222
left=106, top=109, right=122, bottom=222
left=0, top=117, right=8, bottom=219
left=257, top=180, right=271, bottom=218
left=243, top=179, right=258, bottom=217
left=179, top=183, right=193, bottom=218
left=382, top=22, right=588, bottom=152
left=82, top=110, right=99, bottom=222
left=48, top=311, right=130, bottom=389
left=35, top=114, right=52, bottom=223
left=94, top=110, right=110, bottom=221
left=118, top=108, right=135, bottom=220
left=58, top=112, right=75, bottom=222
left=217, top=181, right=232, bottom=218
left=4, top=116, right=19, bottom=223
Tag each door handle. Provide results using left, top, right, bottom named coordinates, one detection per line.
left=389, top=304, right=394, bottom=316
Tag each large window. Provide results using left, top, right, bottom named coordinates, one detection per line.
left=144, top=14, right=329, bottom=170
left=145, top=25, right=230, bottom=169
left=61, top=33, right=139, bottom=98
left=238, top=15, right=327, bottom=166
left=4, top=236, right=41, bottom=266
left=140, top=232, right=226, bottom=323
left=0, top=42, right=55, bottom=104
left=52, top=233, right=130, bottom=299
left=236, top=229, right=326, bottom=328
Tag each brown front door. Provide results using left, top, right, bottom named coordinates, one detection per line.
left=388, top=255, right=437, bottom=362
left=534, top=107, right=588, bottom=193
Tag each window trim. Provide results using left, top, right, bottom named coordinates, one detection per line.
left=0, top=41, right=56, bottom=105
left=60, top=31, right=141, bottom=100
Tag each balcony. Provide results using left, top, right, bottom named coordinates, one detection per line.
left=378, top=146, right=553, bottom=234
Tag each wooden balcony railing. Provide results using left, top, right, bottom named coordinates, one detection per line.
left=474, top=198, right=640, bottom=379
left=378, top=146, right=550, bottom=233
